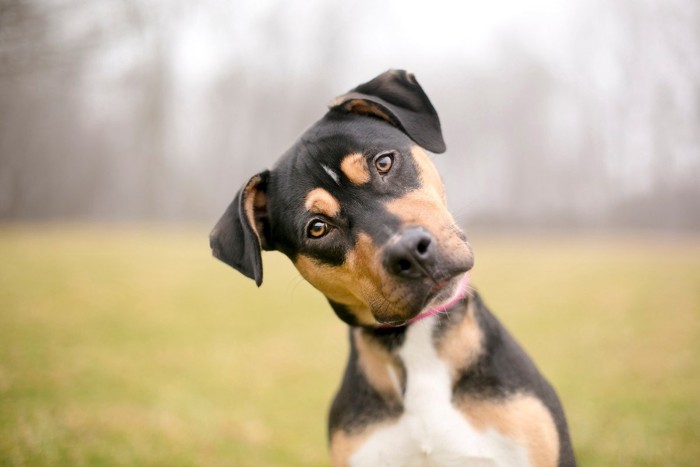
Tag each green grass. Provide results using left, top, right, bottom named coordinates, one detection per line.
left=0, top=225, right=699, bottom=466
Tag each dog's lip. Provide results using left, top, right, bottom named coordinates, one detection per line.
left=408, top=272, right=470, bottom=324
left=377, top=273, right=470, bottom=328
left=429, top=278, right=452, bottom=295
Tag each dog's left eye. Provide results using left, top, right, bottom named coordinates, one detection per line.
left=307, top=220, right=330, bottom=238
left=374, top=153, right=394, bottom=175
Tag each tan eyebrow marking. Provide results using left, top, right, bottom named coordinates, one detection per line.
left=340, top=153, right=371, bottom=185
left=305, top=188, right=340, bottom=217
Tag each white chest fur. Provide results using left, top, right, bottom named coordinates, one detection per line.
left=349, top=317, right=531, bottom=467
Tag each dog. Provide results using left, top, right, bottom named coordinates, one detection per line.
left=210, top=70, right=576, bottom=466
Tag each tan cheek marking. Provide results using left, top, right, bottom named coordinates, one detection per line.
left=350, top=233, right=386, bottom=292
left=294, top=233, right=385, bottom=326
left=411, top=145, right=446, bottom=202
left=340, top=153, right=371, bottom=185
left=294, top=233, right=414, bottom=325
left=354, top=329, right=404, bottom=401
left=294, top=255, right=365, bottom=310
left=458, top=393, right=560, bottom=467
left=305, top=188, right=340, bottom=217
left=437, top=299, right=483, bottom=378
left=350, top=233, right=414, bottom=322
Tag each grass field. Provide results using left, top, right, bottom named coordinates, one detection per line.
left=1, top=225, right=699, bottom=466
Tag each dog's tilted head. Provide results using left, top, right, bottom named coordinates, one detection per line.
left=210, top=70, right=473, bottom=327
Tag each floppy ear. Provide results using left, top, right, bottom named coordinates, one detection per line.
left=209, top=171, right=270, bottom=286
left=329, top=69, right=446, bottom=153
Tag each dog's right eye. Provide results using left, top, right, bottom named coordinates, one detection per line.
left=374, top=152, right=394, bottom=175
left=307, top=220, right=329, bottom=238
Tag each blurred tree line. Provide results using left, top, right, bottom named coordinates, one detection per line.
left=0, top=0, right=698, bottom=230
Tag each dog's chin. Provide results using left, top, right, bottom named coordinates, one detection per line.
left=371, top=272, right=469, bottom=327
left=368, top=303, right=418, bottom=327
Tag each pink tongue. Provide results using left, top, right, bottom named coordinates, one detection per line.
left=407, top=273, right=471, bottom=325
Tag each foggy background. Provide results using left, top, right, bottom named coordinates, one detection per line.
left=1, top=0, right=698, bottom=231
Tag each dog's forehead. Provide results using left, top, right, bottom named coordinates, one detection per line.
left=267, top=115, right=412, bottom=209
left=281, top=113, right=413, bottom=172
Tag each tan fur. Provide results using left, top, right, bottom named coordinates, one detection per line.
left=386, top=145, right=466, bottom=260
left=330, top=423, right=394, bottom=467
left=243, top=174, right=266, bottom=244
left=344, top=99, right=395, bottom=123
left=436, top=299, right=483, bottom=378
left=340, top=153, right=371, bottom=185
left=295, top=147, right=472, bottom=324
left=329, top=430, right=362, bottom=467
left=294, top=233, right=382, bottom=326
left=384, top=154, right=470, bottom=264
left=329, top=95, right=396, bottom=125
left=457, top=393, right=560, bottom=467
left=294, top=254, right=370, bottom=322
left=385, top=146, right=454, bottom=229
left=295, top=233, right=421, bottom=325
left=354, top=329, right=405, bottom=400
left=411, top=146, right=446, bottom=202
left=328, top=96, right=346, bottom=108
left=305, top=188, right=341, bottom=218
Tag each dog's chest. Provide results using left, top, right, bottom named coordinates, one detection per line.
left=349, top=318, right=530, bottom=467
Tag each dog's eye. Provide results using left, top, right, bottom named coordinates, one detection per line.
left=307, top=220, right=329, bottom=238
left=374, top=153, right=394, bottom=175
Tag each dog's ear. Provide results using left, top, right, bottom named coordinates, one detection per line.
left=329, top=69, right=446, bottom=154
left=209, top=170, right=271, bottom=286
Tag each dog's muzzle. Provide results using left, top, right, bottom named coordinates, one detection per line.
left=383, top=227, right=436, bottom=279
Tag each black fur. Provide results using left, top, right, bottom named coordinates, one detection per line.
left=328, top=331, right=404, bottom=434
left=457, top=293, right=576, bottom=465
left=328, top=293, right=576, bottom=465
left=210, top=69, right=576, bottom=466
left=210, top=170, right=270, bottom=286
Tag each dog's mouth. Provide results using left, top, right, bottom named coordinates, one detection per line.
left=430, top=278, right=452, bottom=295
left=410, top=272, right=471, bottom=324
left=377, top=272, right=470, bottom=327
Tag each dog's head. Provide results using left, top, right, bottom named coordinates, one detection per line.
left=210, top=70, right=473, bottom=326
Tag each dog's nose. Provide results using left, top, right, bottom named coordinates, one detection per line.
left=384, top=227, right=436, bottom=279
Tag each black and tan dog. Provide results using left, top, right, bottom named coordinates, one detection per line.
left=210, top=70, right=576, bottom=466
